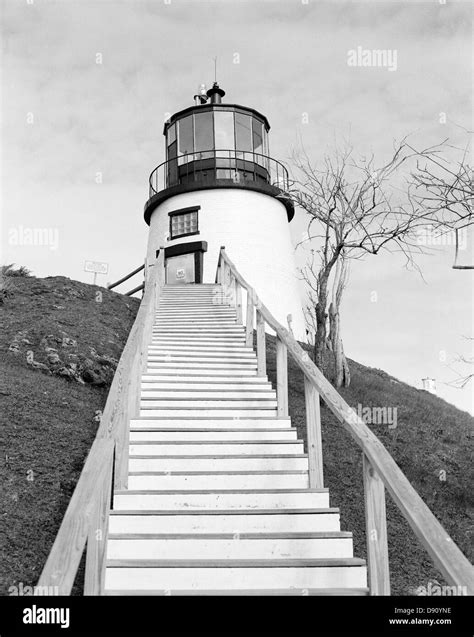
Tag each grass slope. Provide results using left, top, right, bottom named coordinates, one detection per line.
left=0, top=274, right=139, bottom=595
left=1, top=275, right=472, bottom=595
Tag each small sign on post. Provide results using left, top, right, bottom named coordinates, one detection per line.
left=84, top=260, right=109, bottom=285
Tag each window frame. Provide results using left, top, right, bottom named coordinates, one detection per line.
left=168, top=206, right=201, bottom=240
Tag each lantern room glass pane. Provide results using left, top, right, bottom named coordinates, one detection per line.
left=167, top=140, right=178, bottom=185
left=235, top=113, right=252, bottom=153
left=263, top=128, right=269, bottom=156
left=194, top=111, right=214, bottom=155
left=178, top=116, right=193, bottom=157
left=252, top=119, right=263, bottom=155
left=168, top=122, right=176, bottom=145
left=214, top=111, right=235, bottom=150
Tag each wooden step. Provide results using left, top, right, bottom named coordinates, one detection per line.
left=140, top=400, right=277, bottom=409
left=155, top=321, right=239, bottom=326
left=155, top=306, right=237, bottom=315
left=130, top=418, right=291, bottom=429
left=161, top=293, right=221, bottom=296
left=150, top=341, right=247, bottom=347
left=129, top=441, right=304, bottom=455
left=148, top=346, right=253, bottom=353
left=127, top=471, right=308, bottom=490
left=106, top=534, right=354, bottom=560
left=104, top=559, right=367, bottom=591
left=151, top=333, right=245, bottom=340
left=139, top=410, right=278, bottom=418
left=104, top=587, right=369, bottom=596
left=156, top=316, right=238, bottom=321
left=156, top=308, right=236, bottom=313
left=156, top=320, right=237, bottom=325
left=128, top=455, right=309, bottom=472
left=145, top=368, right=258, bottom=377
left=147, top=355, right=257, bottom=364
left=141, top=375, right=269, bottom=384
left=148, top=351, right=255, bottom=359
left=153, top=329, right=245, bottom=335
left=108, top=508, right=341, bottom=534
left=140, top=382, right=272, bottom=391
left=158, top=303, right=229, bottom=308
left=156, top=315, right=237, bottom=320
left=129, top=429, right=299, bottom=441
left=145, top=367, right=258, bottom=375
left=140, top=392, right=276, bottom=400
left=112, top=489, right=328, bottom=510
left=147, top=362, right=257, bottom=370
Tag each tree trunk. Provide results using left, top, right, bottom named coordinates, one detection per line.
left=328, top=301, right=350, bottom=387
left=313, top=273, right=330, bottom=369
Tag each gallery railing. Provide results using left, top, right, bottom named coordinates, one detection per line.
left=148, top=149, right=289, bottom=197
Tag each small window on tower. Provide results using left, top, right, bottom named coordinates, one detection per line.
left=169, top=207, right=200, bottom=240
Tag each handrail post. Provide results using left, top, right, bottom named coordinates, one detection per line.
left=217, top=246, right=226, bottom=302
left=157, top=246, right=166, bottom=294
left=84, top=449, right=113, bottom=595
left=276, top=337, right=288, bottom=417
left=222, top=261, right=229, bottom=305
left=363, top=454, right=391, bottom=595
left=256, top=309, right=266, bottom=377
left=245, top=291, right=254, bottom=347
left=235, top=279, right=242, bottom=324
left=304, top=377, right=324, bottom=488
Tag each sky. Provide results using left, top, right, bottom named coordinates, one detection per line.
left=1, top=0, right=473, bottom=414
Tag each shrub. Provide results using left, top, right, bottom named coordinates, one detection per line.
left=1, top=264, right=32, bottom=277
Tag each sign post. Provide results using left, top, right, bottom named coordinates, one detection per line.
left=84, top=260, right=109, bottom=285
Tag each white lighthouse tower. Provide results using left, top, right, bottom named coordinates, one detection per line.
left=144, top=82, right=306, bottom=339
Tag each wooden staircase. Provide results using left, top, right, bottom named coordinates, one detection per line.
left=38, top=248, right=474, bottom=597
left=103, top=284, right=368, bottom=594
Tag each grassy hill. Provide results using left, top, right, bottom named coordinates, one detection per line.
left=1, top=270, right=472, bottom=596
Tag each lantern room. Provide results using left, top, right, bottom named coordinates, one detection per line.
left=145, top=82, right=293, bottom=224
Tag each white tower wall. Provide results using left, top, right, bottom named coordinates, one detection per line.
left=146, top=188, right=306, bottom=341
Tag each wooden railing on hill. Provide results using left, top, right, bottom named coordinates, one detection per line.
left=38, top=249, right=165, bottom=595
left=216, top=246, right=474, bottom=596
left=107, top=263, right=145, bottom=296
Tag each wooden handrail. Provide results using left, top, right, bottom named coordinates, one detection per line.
left=124, top=283, right=145, bottom=296
left=97, top=249, right=165, bottom=488
left=38, top=249, right=166, bottom=594
left=107, top=263, right=145, bottom=290
left=217, top=247, right=474, bottom=595
left=37, top=439, right=114, bottom=594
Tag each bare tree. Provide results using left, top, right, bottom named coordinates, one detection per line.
left=290, top=140, right=429, bottom=387
left=409, top=136, right=474, bottom=385
left=445, top=336, right=474, bottom=390
left=409, top=137, right=473, bottom=232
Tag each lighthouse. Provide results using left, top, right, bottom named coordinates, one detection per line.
left=144, top=82, right=306, bottom=339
